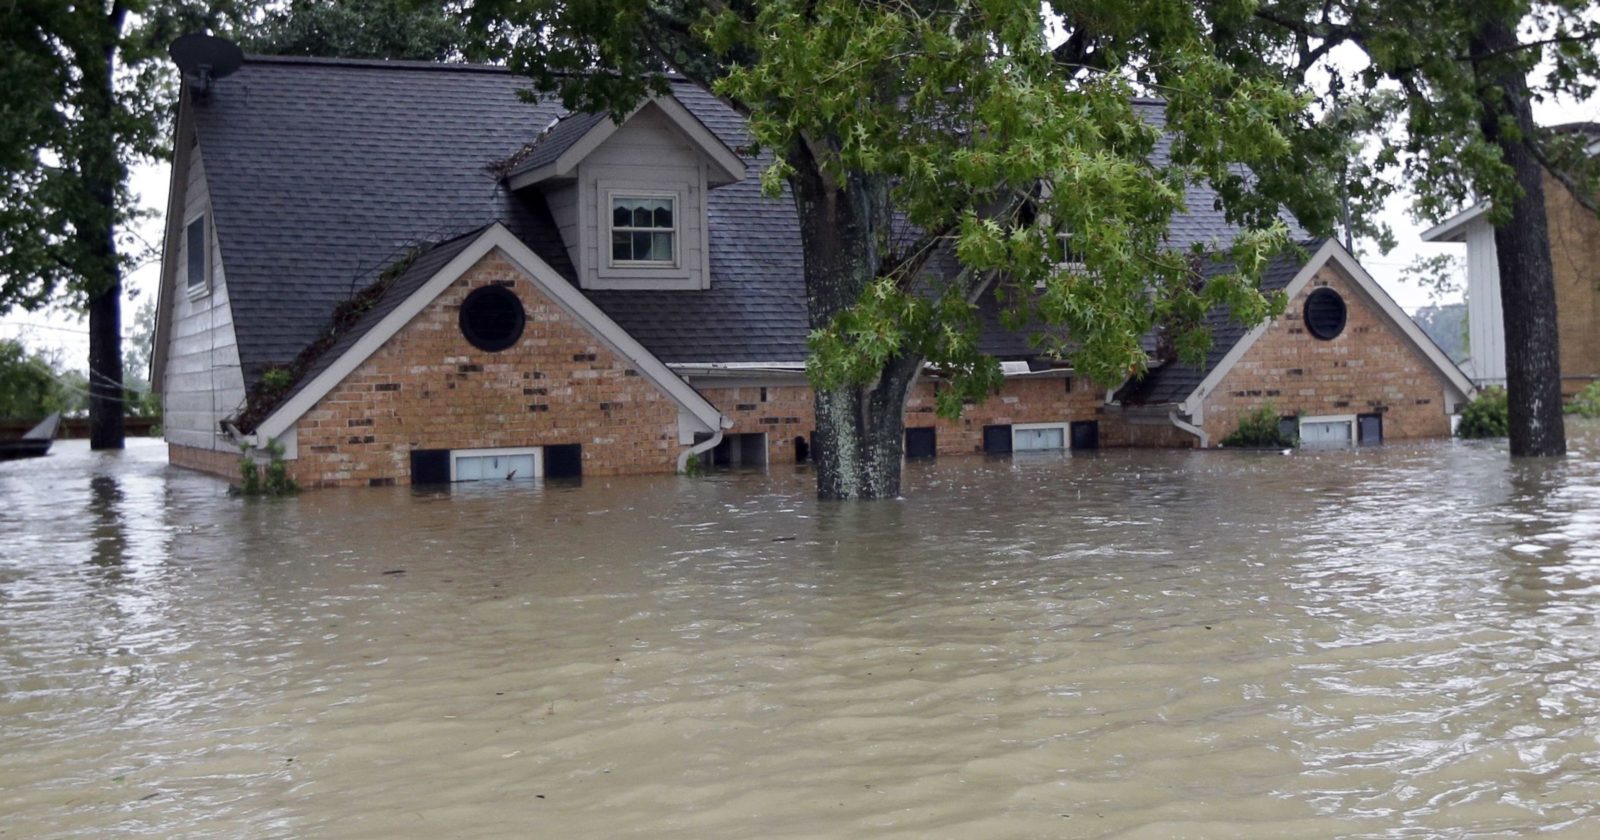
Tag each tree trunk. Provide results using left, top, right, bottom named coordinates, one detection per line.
left=789, top=150, right=917, bottom=500
left=84, top=6, right=127, bottom=451
left=1473, top=19, right=1566, bottom=457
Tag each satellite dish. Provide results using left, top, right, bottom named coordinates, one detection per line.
left=169, top=34, right=243, bottom=96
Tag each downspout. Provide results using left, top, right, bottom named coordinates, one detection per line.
left=1168, top=409, right=1208, bottom=448
left=676, top=416, right=733, bottom=473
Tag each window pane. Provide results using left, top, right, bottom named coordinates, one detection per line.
left=186, top=218, right=206, bottom=290
left=653, top=232, right=673, bottom=260
left=455, top=456, right=483, bottom=481
left=632, top=206, right=652, bottom=227
left=507, top=454, right=536, bottom=479
left=612, top=204, right=632, bottom=227
left=653, top=205, right=673, bottom=227
left=633, top=231, right=652, bottom=260
left=611, top=231, right=631, bottom=261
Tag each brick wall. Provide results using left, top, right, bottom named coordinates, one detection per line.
left=1200, top=263, right=1455, bottom=444
left=169, top=442, right=243, bottom=481
left=699, top=375, right=1114, bottom=462
left=1545, top=171, right=1600, bottom=397
left=289, top=252, right=684, bottom=487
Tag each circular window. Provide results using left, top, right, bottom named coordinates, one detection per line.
left=1303, top=287, right=1347, bottom=340
left=459, top=285, right=525, bottom=352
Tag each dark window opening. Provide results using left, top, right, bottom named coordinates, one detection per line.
left=1070, top=420, right=1099, bottom=450
left=410, top=449, right=451, bottom=485
left=982, top=424, right=1013, bottom=455
left=705, top=433, right=767, bottom=469
left=905, top=427, right=937, bottom=459
left=459, top=285, right=526, bottom=352
left=1278, top=416, right=1299, bottom=442
left=793, top=435, right=810, bottom=464
left=1064, top=376, right=1073, bottom=394
left=1358, top=413, right=1383, bottom=445
left=1304, top=287, right=1347, bottom=341
left=186, top=216, right=207, bottom=293
left=760, top=387, right=769, bottom=403
left=545, top=443, right=583, bottom=478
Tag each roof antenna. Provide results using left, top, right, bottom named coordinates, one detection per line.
left=168, top=34, right=243, bottom=98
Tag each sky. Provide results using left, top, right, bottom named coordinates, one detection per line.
left=4, top=62, right=1597, bottom=373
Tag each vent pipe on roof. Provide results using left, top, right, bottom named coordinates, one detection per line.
left=168, top=34, right=243, bottom=98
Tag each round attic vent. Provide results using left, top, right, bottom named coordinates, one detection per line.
left=459, top=285, right=525, bottom=352
left=1304, top=287, right=1347, bottom=341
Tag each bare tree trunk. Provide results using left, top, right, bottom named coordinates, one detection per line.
left=1473, top=19, right=1566, bottom=457
left=84, top=5, right=127, bottom=451
left=789, top=149, right=916, bottom=500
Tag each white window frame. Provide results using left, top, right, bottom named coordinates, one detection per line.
left=449, top=446, right=544, bottom=482
left=184, top=211, right=211, bottom=299
left=605, top=191, right=680, bottom=270
left=1297, top=414, right=1357, bottom=447
left=1011, top=422, right=1071, bottom=452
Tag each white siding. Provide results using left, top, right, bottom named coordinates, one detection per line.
left=1464, top=221, right=1507, bottom=387
left=546, top=182, right=580, bottom=274
left=574, top=105, right=709, bottom=290
left=162, top=148, right=247, bottom=451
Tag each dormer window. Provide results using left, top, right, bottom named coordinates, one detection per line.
left=610, top=195, right=676, bottom=266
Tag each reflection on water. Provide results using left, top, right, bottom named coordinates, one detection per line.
left=2, top=431, right=1599, bottom=838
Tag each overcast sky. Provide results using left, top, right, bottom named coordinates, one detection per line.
left=4, top=70, right=1597, bottom=371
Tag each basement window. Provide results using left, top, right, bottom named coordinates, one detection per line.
left=610, top=195, right=676, bottom=265
left=451, top=447, right=542, bottom=482
left=1299, top=415, right=1355, bottom=448
left=1012, top=422, right=1068, bottom=452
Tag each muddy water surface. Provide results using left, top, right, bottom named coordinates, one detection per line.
left=3, top=430, right=1600, bottom=838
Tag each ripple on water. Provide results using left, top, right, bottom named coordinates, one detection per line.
left=3, top=430, right=1600, bottom=837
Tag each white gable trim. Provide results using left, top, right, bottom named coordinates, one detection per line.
left=253, top=223, right=728, bottom=442
left=508, top=97, right=746, bottom=190
left=1181, top=240, right=1476, bottom=425
left=1420, top=203, right=1488, bottom=243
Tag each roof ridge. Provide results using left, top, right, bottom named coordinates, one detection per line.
left=242, top=54, right=515, bottom=73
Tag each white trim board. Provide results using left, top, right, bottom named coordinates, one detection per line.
left=1181, top=239, right=1476, bottom=426
left=1420, top=203, right=1488, bottom=243
left=507, top=97, right=746, bottom=190
left=253, top=222, right=729, bottom=443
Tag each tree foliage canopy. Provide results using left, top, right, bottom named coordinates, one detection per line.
left=243, top=0, right=492, bottom=61
left=470, top=1, right=1346, bottom=411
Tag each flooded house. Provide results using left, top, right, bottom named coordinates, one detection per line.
left=1420, top=122, right=1600, bottom=397
left=152, top=55, right=1473, bottom=488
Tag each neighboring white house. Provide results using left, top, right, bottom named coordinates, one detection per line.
left=1419, top=203, right=1505, bottom=388
left=1421, top=124, right=1600, bottom=397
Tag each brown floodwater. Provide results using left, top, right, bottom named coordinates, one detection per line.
left=2, top=429, right=1599, bottom=838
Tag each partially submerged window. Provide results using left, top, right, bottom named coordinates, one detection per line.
left=459, top=285, right=526, bottom=352
left=1013, top=423, right=1068, bottom=452
left=610, top=195, right=676, bottom=265
left=1299, top=415, right=1355, bottom=447
left=452, top=447, right=542, bottom=481
left=905, top=427, right=936, bottom=459
left=186, top=216, right=209, bottom=296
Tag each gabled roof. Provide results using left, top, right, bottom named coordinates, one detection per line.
left=1116, top=238, right=1476, bottom=411
left=1419, top=203, right=1488, bottom=243
left=503, top=97, right=746, bottom=188
left=182, top=56, right=1302, bottom=384
left=252, top=223, right=726, bottom=440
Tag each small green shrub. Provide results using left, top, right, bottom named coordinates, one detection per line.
left=260, top=367, right=293, bottom=391
left=1221, top=403, right=1298, bottom=448
left=236, top=440, right=299, bottom=497
left=1457, top=387, right=1509, bottom=438
left=1565, top=381, right=1600, bottom=418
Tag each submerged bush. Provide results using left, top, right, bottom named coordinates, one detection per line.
left=237, top=440, right=299, bottom=497
left=1566, top=382, right=1600, bottom=419
left=1457, top=387, right=1509, bottom=439
left=1221, top=403, right=1297, bottom=448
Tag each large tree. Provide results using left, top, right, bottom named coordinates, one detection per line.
left=470, top=0, right=1342, bottom=499
left=1, top=1, right=243, bottom=450
left=243, top=0, right=493, bottom=61
left=1220, top=0, right=1600, bottom=456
